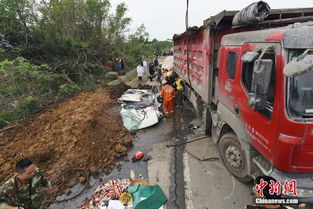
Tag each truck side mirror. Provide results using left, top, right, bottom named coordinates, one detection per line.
left=248, top=59, right=273, bottom=110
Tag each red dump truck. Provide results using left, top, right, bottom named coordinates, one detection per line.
left=173, top=4, right=313, bottom=201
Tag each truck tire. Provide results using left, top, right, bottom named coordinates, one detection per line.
left=219, top=133, right=252, bottom=182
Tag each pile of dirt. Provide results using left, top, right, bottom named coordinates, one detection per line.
left=0, top=84, right=132, bottom=192
left=105, top=83, right=130, bottom=99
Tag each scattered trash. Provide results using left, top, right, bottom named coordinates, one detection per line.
left=79, top=176, right=87, bottom=184
left=119, top=192, right=132, bottom=205
left=107, top=200, right=131, bottom=209
left=79, top=169, right=166, bottom=209
left=129, top=170, right=149, bottom=186
left=132, top=151, right=144, bottom=162
left=79, top=179, right=131, bottom=209
left=142, top=154, right=151, bottom=161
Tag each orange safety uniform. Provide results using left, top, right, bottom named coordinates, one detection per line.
left=161, top=84, right=176, bottom=117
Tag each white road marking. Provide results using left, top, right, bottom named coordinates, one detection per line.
left=183, top=152, right=194, bottom=209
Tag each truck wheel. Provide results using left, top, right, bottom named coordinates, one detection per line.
left=219, top=133, right=252, bottom=182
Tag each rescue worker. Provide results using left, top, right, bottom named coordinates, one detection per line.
left=165, top=71, right=173, bottom=86
left=165, top=71, right=177, bottom=86
left=173, top=76, right=185, bottom=107
left=0, top=159, right=57, bottom=209
left=161, top=80, right=176, bottom=117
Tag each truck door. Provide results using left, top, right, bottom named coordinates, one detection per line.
left=218, top=47, right=241, bottom=111
left=235, top=43, right=281, bottom=161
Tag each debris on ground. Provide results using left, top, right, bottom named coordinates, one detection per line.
left=132, top=151, right=145, bottom=162
left=118, top=87, right=163, bottom=131
left=128, top=184, right=167, bottom=209
left=142, top=154, right=151, bottom=162
left=79, top=179, right=132, bottom=209
left=0, top=84, right=132, bottom=193
left=79, top=170, right=167, bottom=209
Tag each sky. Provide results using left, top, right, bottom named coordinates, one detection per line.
left=110, top=0, right=313, bottom=41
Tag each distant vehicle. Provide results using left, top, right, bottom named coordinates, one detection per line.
left=162, top=49, right=173, bottom=56
left=173, top=4, right=313, bottom=202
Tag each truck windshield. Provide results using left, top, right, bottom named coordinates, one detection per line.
left=288, top=49, right=313, bottom=117
left=289, top=71, right=313, bottom=116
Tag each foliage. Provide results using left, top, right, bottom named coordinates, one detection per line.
left=0, top=57, right=69, bottom=127
left=19, top=96, right=40, bottom=115
left=58, top=83, right=79, bottom=95
left=0, top=0, right=173, bottom=128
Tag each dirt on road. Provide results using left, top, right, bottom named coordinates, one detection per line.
left=0, top=84, right=132, bottom=193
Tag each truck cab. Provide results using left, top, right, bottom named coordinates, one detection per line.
left=218, top=22, right=313, bottom=200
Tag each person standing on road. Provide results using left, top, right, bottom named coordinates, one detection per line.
left=106, top=60, right=113, bottom=71
left=120, top=57, right=125, bottom=72
left=142, top=57, right=147, bottom=72
left=173, top=76, right=185, bottom=108
left=137, top=62, right=144, bottom=83
left=161, top=80, right=176, bottom=117
left=0, top=159, right=57, bottom=209
left=114, top=58, right=121, bottom=71
left=154, top=57, right=159, bottom=69
left=157, top=64, right=162, bottom=82
left=148, top=62, right=155, bottom=82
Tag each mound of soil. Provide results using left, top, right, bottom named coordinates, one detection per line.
left=0, top=84, right=131, bottom=192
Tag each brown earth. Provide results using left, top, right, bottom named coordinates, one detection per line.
left=0, top=84, right=131, bottom=193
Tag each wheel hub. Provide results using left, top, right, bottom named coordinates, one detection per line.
left=225, top=145, right=242, bottom=169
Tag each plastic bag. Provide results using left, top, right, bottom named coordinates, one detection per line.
left=127, top=185, right=167, bottom=209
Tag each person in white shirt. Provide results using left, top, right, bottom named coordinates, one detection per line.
left=137, top=63, right=144, bottom=82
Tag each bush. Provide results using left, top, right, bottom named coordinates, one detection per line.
left=58, top=84, right=79, bottom=95
left=0, top=108, right=18, bottom=128
left=19, top=96, right=41, bottom=115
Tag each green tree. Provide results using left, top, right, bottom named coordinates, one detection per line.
left=0, top=0, right=35, bottom=44
left=0, top=0, right=175, bottom=127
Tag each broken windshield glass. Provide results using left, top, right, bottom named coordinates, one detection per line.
left=284, top=50, right=313, bottom=77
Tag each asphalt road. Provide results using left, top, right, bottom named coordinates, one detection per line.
left=147, top=56, right=253, bottom=209
left=147, top=104, right=253, bottom=209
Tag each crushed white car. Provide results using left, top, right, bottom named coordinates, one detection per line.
left=118, top=86, right=163, bottom=131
